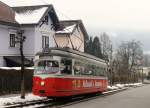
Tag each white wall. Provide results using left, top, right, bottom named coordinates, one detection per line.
left=34, top=15, right=56, bottom=54
left=21, top=27, right=35, bottom=56
left=0, top=25, right=36, bottom=56
left=0, top=25, right=18, bottom=66
left=0, top=25, right=20, bottom=56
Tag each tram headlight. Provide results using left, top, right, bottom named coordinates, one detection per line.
left=41, top=81, right=45, bottom=86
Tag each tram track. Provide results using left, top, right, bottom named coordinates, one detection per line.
left=3, top=87, right=128, bottom=108
left=56, top=88, right=128, bottom=108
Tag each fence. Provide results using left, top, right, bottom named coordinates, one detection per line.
left=0, top=69, right=33, bottom=95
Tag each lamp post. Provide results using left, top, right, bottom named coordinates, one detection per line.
left=138, top=66, right=144, bottom=83
left=142, top=67, right=144, bottom=83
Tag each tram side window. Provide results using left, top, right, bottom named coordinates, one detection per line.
left=73, top=60, right=106, bottom=76
left=74, top=61, right=93, bottom=76
left=84, top=64, right=94, bottom=75
left=74, top=61, right=88, bottom=75
left=74, top=61, right=82, bottom=75
left=85, top=64, right=106, bottom=76
left=94, top=66, right=106, bottom=76
left=60, top=58, right=72, bottom=74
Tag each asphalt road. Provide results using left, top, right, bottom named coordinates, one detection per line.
left=63, top=85, right=150, bottom=108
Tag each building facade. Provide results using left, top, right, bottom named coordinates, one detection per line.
left=0, top=2, right=59, bottom=67
left=0, top=1, right=88, bottom=67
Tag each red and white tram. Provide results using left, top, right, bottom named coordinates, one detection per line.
left=32, top=48, right=108, bottom=98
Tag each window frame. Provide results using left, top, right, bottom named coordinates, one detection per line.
left=42, top=36, right=49, bottom=48
left=9, top=33, right=16, bottom=47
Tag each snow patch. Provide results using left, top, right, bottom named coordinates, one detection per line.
left=107, top=83, right=143, bottom=90
left=107, top=85, right=119, bottom=90
left=0, top=67, right=34, bottom=70
left=0, top=93, right=46, bottom=107
left=56, top=24, right=76, bottom=34
left=15, top=7, right=48, bottom=24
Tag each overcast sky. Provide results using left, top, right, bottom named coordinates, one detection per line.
left=50, top=0, right=150, bottom=53
left=2, top=0, right=150, bottom=53
left=50, top=0, right=150, bottom=31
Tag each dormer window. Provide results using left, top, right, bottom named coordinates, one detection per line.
left=44, top=15, right=48, bottom=25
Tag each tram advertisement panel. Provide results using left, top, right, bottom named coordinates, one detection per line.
left=72, top=79, right=103, bottom=88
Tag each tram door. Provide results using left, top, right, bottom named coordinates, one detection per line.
left=60, top=58, right=72, bottom=75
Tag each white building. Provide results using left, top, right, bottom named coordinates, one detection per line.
left=0, top=1, right=59, bottom=67
left=142, top=67, right=150, bottom=76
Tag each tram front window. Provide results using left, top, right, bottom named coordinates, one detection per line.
left=34, top=60, right=59, bottom=74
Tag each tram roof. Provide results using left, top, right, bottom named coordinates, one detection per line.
left=36, top=47, right=106, bottom=63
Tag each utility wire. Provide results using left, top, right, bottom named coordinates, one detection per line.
left=55, top=8, right=73, bottom=20
left=41, top=0, right=49, bottom=5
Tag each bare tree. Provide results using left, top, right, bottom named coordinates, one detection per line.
left=15, top=30, right=26, bottom=99
left=100, top=32, right=112, bottom=62
left=116, top=40, right=143, bottom=83
left=100, top=32, right=113, bottom=85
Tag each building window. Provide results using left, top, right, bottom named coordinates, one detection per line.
left=42, top=36, right=49, bottom=48
left=10, top=34, right=15, bottom=47
left=44, top=16, right=48, bottom=25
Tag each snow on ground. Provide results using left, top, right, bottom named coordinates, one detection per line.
left=0, top=93, right=46, bottom=107
left=107, top=83, right=143, bottom=90
left=0, top=83, right=143, bottom=107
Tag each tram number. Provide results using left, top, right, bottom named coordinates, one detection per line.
left=72, top=80, right=81, bottom=88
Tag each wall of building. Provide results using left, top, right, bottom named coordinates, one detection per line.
left=55, top=27, right=84, bottom=52
left=71, top=27, right=84, bottom=52
left=55, top=34, right=70, bottom=47
left=0, top=25, right=36, bottom=66
left=0, top=25, right=18, bottom=66
left=0, top=14, right=56, bottom=66
left=21, top=26, right=35, bottom=57
left=143, top=67, right=150, bottom=76
left=0, top=25, right=20, bottom=56
left=34, top=15, right=56, bottom=54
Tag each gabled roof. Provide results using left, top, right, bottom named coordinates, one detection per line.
left=1, top=0, right=50, bottom=7
left=0, top=1, right=18, bottom=25
left=13, top=6, right=49, bottom=25
left=56, top=20, right=89, bottom=39
left=12, top=5, right=59, bottom=30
